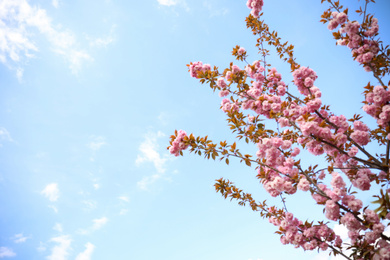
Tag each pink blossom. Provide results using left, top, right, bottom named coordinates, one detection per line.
left=238, top=47, right=246, bottom=55
left=246, top=0, right=264, bottom=18
left=297, top=178, right=310, bottom=191
left=169, top=130, right=189, bottom=156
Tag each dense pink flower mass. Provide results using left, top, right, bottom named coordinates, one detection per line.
left=189, top=61, right=211, bottom=78
left=171, top=1, right=390, bottom=259
left=169, top=130, right=189, bottom=156
left=246, top=0, right=263, bottom=18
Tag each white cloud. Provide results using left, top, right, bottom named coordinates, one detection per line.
left=118, top=196, right=129, bottom=203
left=0, top=127, right=13, bottom=145
left=333, top=223, right=349, bottom=240
left=92, top=217, right=108, bottom=230
left=88, top=136, right=106, bottom=151
left=47, top=235, right=71, bottom=260
left=135, top=131, right=175, bottom=190
left=135, top=131, right=168, bottom=174
left=82, top=200, right=97, bottom=211
left=48, top=205, right=58, bottom=213
left=119, top=209, right=128, bottom=215
left=0, top=0, right=91, bottom=76
left=137, top=174, right=163, bottom=191
left=157, top=0, right=179, bottom=6
left=93, top=183, right=100, bottom=190
left=53, top=223, right=63, bottom=233
left=12, top=233, right=29, bottom=243
left=75, top=243, right=95, bottom=260
left=78, top=217, right=108, bottom=235
left=203, top=2, right=229, bottom=17
left=0, top=247, right=16, bottom=258
left=37, top=242, right=46, bottom=252
left=41, top=183, right=59, bottom=202
left=51, top=0, right=59, bottom=8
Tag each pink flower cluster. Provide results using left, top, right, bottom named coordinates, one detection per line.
left=364, top=18, right=379, bottom=37
left=225, top=64, right=242, bottom=82
left=221, top=98, right=239, bottom=113
left=237, top=47, right=246, bottom=55
left=189, top=61, right=211, bottom=78
left=352, top=168, right=372, bottom=191
left=329, top=12, right=380, bottom=68
left=169, top=130, right=189, bottom=156
left=246, top=0, right=263, bottom=18
left=292, top=66, right=318, bottom=96
left=352, top=39, right=379, bottom=68
left=245, top=60, right=266, bottom=83
left=363, top=85, right=390, bottom=127
left=269, top=212, right=341, bottom=251
left=255, top=137, right=300, bottom=196
left=350, top=120, right=370, bottom=146
left=327, top=12, right=348, bottom=30
left=217, top=77, right=230, bottom=97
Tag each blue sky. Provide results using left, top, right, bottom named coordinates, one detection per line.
left=0, top=0, right=390, bottom=259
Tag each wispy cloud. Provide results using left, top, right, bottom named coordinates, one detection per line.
left=75, top=243, right=95, bottom=260
left=81, top=200, right=97, bottom=211
left=203, top=1, right=229, bottom=17
left=119, top=209, right=128, bottom=215
left=87, top=25, right=116, bottom=48
left=137, top=174, right=165, bottom=191
left=92, top=217, right=108, bottom=230
left=48, top=205, right=58, bottom=213
left=53, top=223, right=63, bottom=233
left=136, top=131, right=174, bottom=190
left=135, top=131, right=168, bottom=174
left=41, top=183, right=59, bottom=202
left=118, top=196, right=129, bottom=203
left=87, top=136, right=106, bottom=151
left=46, top=235, right=71, bottom=260
left=87, top=136, right=107, bottom=161
left=78, top=217, right=108, bottom=235
left=157, top=0, right=189, bottom=11
left=0, top=0, right=91, bottom=76
left=37, top=242, right=46, bottom=252
left=157, top=0, right=179, bottom=6
left=0, top=247, right=16, bottom=258
left=11, top=233, right=29, bottom=243
left=0, top=127, right=13, bottom=145
left=51, top=0, right=59, bottom=8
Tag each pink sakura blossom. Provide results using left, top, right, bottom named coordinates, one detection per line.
left=297, top=177, right=310, bottom=191
left=330, top=172, right=346, bottom=189
left=221, top=98, right=239, bottom=113
left=342, top=194, right=363, bottom=212
left=364, top=18, right=379, bottom=37
left=348, top=146, right=358, bottom=157
left=246, top=0, right=263, bottom=18
left=364, top=208, right=380, bottom=224
left=325, top=200, right=340, bottom=221
left=274, top=212, right=339, bottom=251
left=218, top=90, right=229, bottom=97
left=340, top=212, right=363, bottom=232
left=217, top=77, right=227, bottom=88
left=292, top=66, right=318, bottom=96
left=169, top=130, right=189, bottom=156
left=245, top=60, right=265, bottom=83
left=350, top=130, right=370, bottom=146
left=327, top=12, right=348, bottom=30
left=189, top=61, right=211, bottom=78
left=352, top=168, right=372, bottom=191
left=237, top=47, right=246, bottom=55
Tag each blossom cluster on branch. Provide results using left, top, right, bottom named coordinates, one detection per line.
left=169, top=0, right=390, bottom=259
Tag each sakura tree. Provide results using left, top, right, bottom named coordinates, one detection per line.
left=168, top=0, right=390, bottom=259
